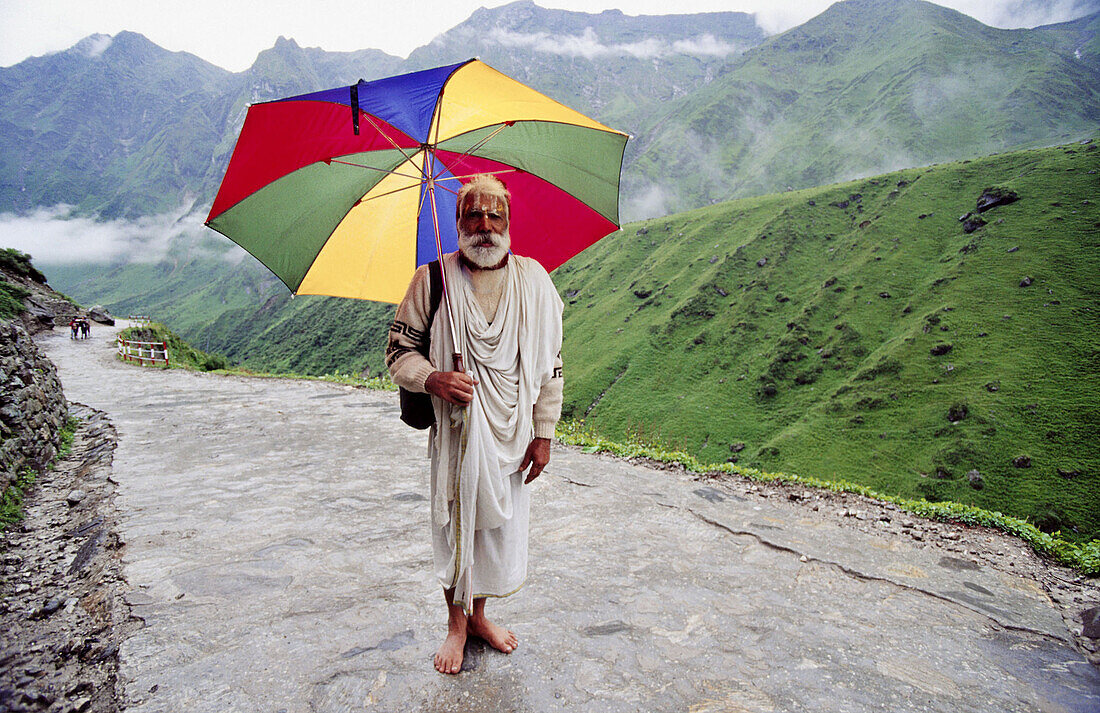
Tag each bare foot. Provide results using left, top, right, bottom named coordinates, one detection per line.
left=434, top=628, right=466, bottom=674
left=468, top=615, right=518, bottom=653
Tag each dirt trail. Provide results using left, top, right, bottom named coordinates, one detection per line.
left=37, top=323, right=1100, bottom=712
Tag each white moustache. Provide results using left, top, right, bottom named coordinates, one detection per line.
left=458, top=228, right=511, bottom=269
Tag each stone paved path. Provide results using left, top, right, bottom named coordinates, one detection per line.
left=40, top=324, right=1100, bottom=712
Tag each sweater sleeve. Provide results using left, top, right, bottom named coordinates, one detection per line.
left=386, top=265, right=437, bottom=393
left=532, top=350, right=563, bottom=439
left=531, top=256, right=564, bottom=440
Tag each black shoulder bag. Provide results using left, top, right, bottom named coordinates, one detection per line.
left=399, top=260, right=443, bottom=429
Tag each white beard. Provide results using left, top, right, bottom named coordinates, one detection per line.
left=458, top=228, right=511, bottom=269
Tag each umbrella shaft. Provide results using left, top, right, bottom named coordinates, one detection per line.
left=424, top=152, right=465, bottom=374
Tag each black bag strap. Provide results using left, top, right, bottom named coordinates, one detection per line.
left=419, top=260, right=443, bottom=358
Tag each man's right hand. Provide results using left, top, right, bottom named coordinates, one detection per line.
left=424, top=371, right=479, bottom=407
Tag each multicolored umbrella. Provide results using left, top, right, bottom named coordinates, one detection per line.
left=205, top=58, right=629, bottom=305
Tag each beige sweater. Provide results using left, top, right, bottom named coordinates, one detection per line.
left=386, top=257, right=564, bottom=440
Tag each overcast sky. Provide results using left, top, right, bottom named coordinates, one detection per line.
left=1, top=0, right=1096, bottom=71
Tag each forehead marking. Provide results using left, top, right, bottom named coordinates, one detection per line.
left=463, top=193, right=507, bottom=215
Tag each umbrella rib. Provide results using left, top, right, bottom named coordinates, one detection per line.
left=358, top=112, right=428, bottom=179
left=327, top=159, right=425, bottom=182
left=427, top=165, right=518, bottom=197
left=355, top=181, right=423, bottom=205
left=438, top=168, right=517, bottom=184
left=430, top=124, right=513, bottom=183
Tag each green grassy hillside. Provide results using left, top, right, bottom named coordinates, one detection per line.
left=554, top=139, right=1100, bottom=541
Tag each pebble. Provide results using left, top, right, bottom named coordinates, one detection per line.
left=37, top=598, right=63, bottom=618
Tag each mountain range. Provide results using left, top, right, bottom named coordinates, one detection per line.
left=2, top=0, right=1098, bottom=221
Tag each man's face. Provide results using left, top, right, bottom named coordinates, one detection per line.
left=457, top=190, right=510, bottom=269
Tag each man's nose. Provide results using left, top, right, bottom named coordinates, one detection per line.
left=475, top=214, right=493, bottom=232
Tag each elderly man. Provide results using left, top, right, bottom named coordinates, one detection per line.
left=386, top=174, right=564, bottom=674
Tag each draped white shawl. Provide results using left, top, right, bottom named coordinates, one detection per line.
left=428, top=252, right=563, bottom=607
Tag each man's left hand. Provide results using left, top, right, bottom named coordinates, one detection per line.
left=520, top=438, right=551, bottom=484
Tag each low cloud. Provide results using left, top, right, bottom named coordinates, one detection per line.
left=948, top=0, right=1100, bottom=28
left=0, top=204, right=243, bottom=266
left=750, top=0, right=1096, bottom=36
left=488, top=27, right=746, bottom=60
left=621, top=181, right=675, bottom=222
left=75, top=34, right=112, bottom=59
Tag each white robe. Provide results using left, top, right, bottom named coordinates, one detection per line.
left=427, top=252, right=563, bottom=611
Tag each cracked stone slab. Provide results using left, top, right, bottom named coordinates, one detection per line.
left=39, top=325, right=1100, bottom=713
left=681, top=489, right=1068, bottom=640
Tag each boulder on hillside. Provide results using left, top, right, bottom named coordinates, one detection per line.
left=88, top=306, right=115, bottom=325
left=966, top=469, right=984, bottom=489
left=1082, top=606, right=1100, bottom=639
left=976, top=187, right=1019, bottom=213
left=1012, top=455, right=1032, bottom=468
left=23, top=297, right=55, bottom=329
left=1019, top=276, right=1033, bottom=287
left=930, top=343, right=953, bottom=356
left=960, top=213, right=986, bottom=233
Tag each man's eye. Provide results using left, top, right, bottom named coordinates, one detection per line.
left=487, top=212, right=502, bottom=220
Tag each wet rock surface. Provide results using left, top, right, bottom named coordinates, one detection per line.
left=0, top=405, right=129, bottom=713
left=36, top=325, right=1100, bottom=712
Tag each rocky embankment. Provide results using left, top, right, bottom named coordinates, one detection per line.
left=0, top=406, right=127, bottom=713
left=0, top=323, right=68, bottom=496
left=1, top=254, right=126, bottom=712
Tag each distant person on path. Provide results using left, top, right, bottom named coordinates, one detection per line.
left=69, top=318, right=79, bottom=340
left=79, top=318, right=90, bottom=340
left=387, top=175, right=564, bottom=675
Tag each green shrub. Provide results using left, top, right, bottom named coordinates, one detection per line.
left=0, top=280, right=30, bottom=319
left=0, top=248, right=46, bottom=283
left=202, top=354, right=230, bottom=372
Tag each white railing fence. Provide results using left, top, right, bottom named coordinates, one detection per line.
left=117, top=336, right=169, bottom=367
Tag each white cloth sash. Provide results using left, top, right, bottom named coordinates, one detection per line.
left=427, top=252, right=562, bottom=608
